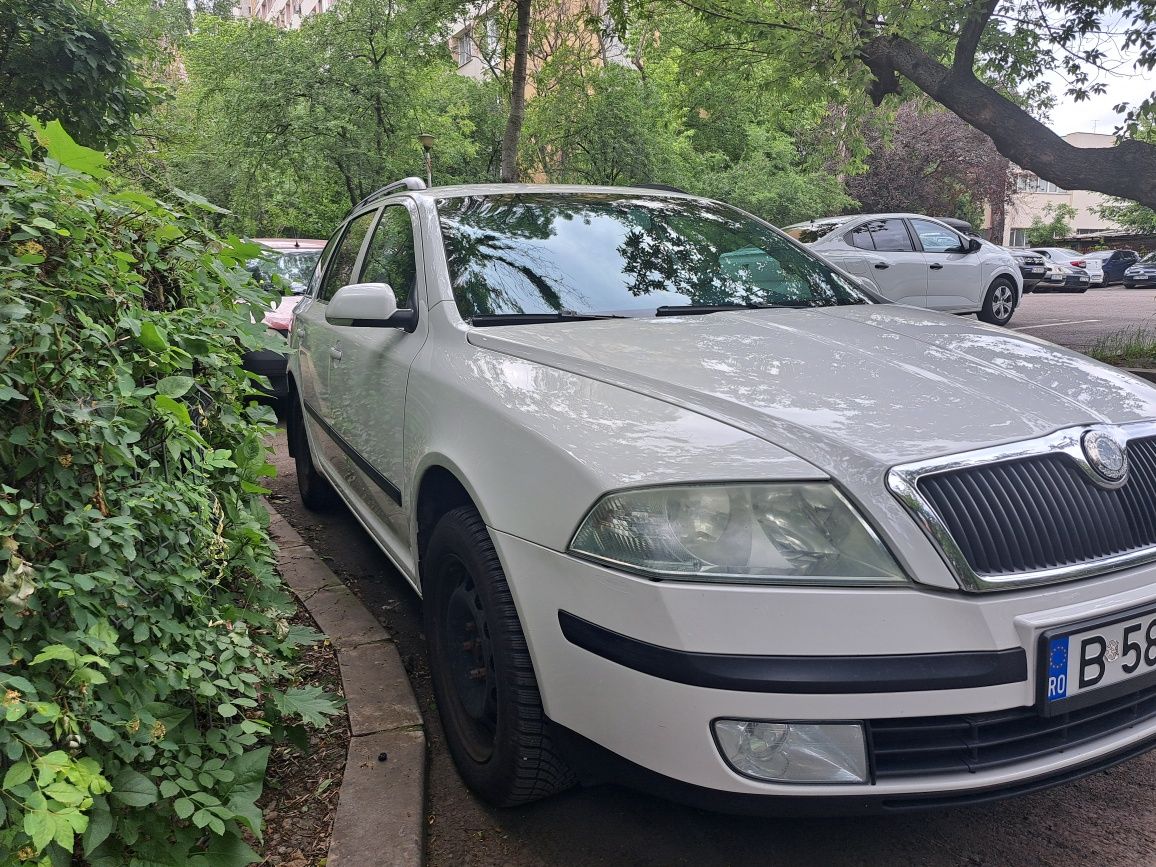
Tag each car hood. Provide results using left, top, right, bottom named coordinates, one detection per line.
left=467, top=305, right=1156, bottom=474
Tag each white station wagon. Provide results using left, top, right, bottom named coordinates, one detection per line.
left=287, top=181, right=1156, bottom=813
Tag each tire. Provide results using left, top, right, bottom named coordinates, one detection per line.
left=423, top=506, right=577, bottom=806
left=288, top=388, right=340, bottom=511
left=978, top=277, right=1017, bottom=326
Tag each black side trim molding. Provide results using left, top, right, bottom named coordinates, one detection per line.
left=302, top=399, right=402, bottom=505
left=558, top=611, right=1027, bottom=694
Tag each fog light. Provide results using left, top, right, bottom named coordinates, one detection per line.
left=713, top=720, right=867, bottom=783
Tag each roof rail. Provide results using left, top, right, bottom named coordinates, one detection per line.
left=353, top=176, right=427, bottom=211
left=635, top=183, right=689, bottom=194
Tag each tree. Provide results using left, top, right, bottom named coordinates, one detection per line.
left=143, top=0, right=491, bottom=236
left=500, top=0, right=533, bottom=182
left=1026, top=203, right=1077, bottom=245
left=0, top=0, right=151, bottom=149
left=847, top=101, right=1011, bottom=235
left=613, top=0, right=1156, bottom=208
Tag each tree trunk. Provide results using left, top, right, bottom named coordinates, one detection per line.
left=499, top=0, right=532, bottom=183
left=860, top=34, right=1156, bottom=209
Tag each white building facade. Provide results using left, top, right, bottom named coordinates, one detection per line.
left=235, top=0, right=336, bottom=28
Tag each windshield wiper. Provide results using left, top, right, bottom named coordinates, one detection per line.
left=470, top=310, right=628, bottom=327
left=655, top=302, right=808, bottom=317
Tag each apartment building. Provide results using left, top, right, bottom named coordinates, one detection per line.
left=235, top=0, right=336, bottom=28
left=448, top=0, right=628, bottom=81
left=995, top=131, right=1123, bottom=246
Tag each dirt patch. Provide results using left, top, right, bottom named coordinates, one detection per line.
left=256, top=605, right=349, bottom=866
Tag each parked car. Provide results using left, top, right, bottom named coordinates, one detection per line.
left=1085, top=249, right=1141, bottom=285
left=1032, top=247, right=1105, bottom=286
left=784, top=213, right=1023, bottom=326
left=288, top=180, right=1156, bottom=814
left=241, top=239, right=326, bottom=401
left=1124, top=252, right=1156, bottom=288
left=1034, top=260, right=1092, bottom=292
left=1007, top=249, right=1049, bottom=292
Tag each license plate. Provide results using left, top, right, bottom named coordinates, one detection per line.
left=1030, top=267, right=1045, bottom=274
left=1039, top=604, right=1156, bottom=715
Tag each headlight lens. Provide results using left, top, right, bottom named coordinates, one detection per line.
left=569, top=483, right=905, bottom=585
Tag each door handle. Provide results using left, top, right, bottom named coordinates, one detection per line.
left=929, top=263, right=944, bottom=270
left=873, top=262, right=890, bottom=270
left=329, top=346, right=343, bottom=362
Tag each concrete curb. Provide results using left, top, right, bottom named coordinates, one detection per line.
left=265, top=503, right=426, bottom=867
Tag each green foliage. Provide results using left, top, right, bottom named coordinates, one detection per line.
left=139, top=0, right=490, bottom=238
left=0, top=0, right=152, bottom=149
left=0, top=121, right=339, bottom=865
left=1027, top=203, right=1078, bottom=245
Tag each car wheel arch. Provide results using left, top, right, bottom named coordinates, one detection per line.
left=413, top=461, right=493, bottom=594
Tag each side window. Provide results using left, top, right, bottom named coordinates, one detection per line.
left=318, top=211, right=376, bottom=303
left=869, top=219, right=915, bottom=253
left=848, top=223, right=875, bottom=250
left=359, top=205, right=418, bottom=309
left=910, top=219, right=965, bottom=254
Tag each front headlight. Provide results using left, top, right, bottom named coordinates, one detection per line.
left=568, top=483, right=906, bottom=585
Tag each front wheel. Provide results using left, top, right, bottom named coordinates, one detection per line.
left=978, top=278, right=1017, bottom=326
left=423, top=506, right=576, bottom=806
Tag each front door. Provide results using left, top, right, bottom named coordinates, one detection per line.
left=330, top=201, right=426, bottom=550
left=909, top=218, right=984, bottom=312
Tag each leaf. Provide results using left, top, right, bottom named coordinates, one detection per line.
left=138, top=321, right=169, bottom=352
left=24, top=806, right=54, bottom=850
left=156, top=375, right=194, bottom=398
left=111, top=767, right=158, bottom=807
left=272, top=686, right=343, bottom=727
left=172, top=188, right=228, bottom=214
left=3, top=760, right=31, bottom=789
left=186, top=830, right=261, bottom=867
left=173, top=797, right=195, bottom=819
left=30, top=119, right=108, bottom=178
left=30, top=645, right=78, bottom=667
left=154, top=394, right=192, bottom=427
left=83, top=800, right=113, bottom=856
left=159, top=779, right=181, bottom=798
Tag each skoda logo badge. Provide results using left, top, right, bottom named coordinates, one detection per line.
left=1082, top=430, right=1128, bottom=483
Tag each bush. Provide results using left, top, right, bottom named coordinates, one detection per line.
left=0, top=122, right=338, bottom=866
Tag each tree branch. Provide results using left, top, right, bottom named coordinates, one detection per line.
left=953, top=0, right=997, bottom=72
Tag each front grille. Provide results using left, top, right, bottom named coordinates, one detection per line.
left=916, top=437, right=1156, bottom=576
left=870, top=683, right=1156, bottom=778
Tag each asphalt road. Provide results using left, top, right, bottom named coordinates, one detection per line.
left=1010, top=285, right=1156, bottom=351
left=266, top=296, right=1156, bottom=867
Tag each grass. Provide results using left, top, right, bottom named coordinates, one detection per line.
left=1088, top=325, right=1156, bottom=368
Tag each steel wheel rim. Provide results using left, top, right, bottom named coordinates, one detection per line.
left=440, top=558, right=498, bottom=763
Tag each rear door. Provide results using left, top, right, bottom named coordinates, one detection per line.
left=845, top=219, right=927, bottom=307
left=293, top=208, right=378, bottom=472
left=909, top=218, right=983, bottom=312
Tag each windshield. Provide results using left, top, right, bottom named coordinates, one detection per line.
left=1141, top=252, right=1156, bottom=264
left=436, top=194, right=871, bottom=320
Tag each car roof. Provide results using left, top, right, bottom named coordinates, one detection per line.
left=253, top=238, right=327, bottom=253
left=405, top=183, right=707, bottom=201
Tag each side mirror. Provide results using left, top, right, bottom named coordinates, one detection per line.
left=325, top=282, right=416, bottom=331
left=967, top=237, right=983, bottom=253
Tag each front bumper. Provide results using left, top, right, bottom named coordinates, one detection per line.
left=492, top=529, right=1156, bottom=807
left=1125, top=274, right=1156, bottom=288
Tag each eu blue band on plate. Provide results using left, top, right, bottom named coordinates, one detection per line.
left=1047, top=636, right=1069, bottom=701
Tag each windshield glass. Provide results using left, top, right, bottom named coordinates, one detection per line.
left=436, top=194, right=871, bottom=319
left=1141, top=252, right=1156, bottom=264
